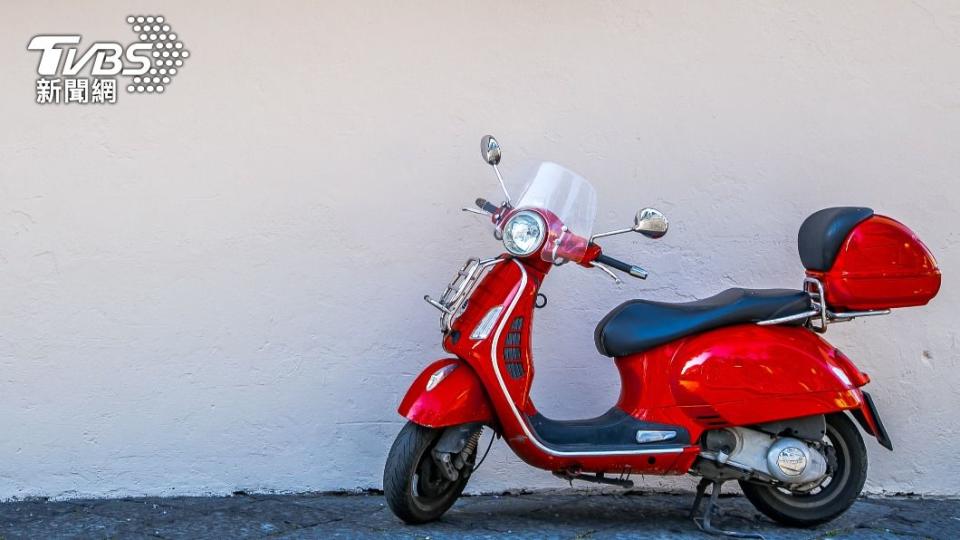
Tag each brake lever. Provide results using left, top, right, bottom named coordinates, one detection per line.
left=591, top=262, right=623, bottom=285
left=462, top=207, right=490, bottom=216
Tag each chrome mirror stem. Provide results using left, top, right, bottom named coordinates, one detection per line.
left=590, top=228, right=633, bottom=241
left=492, top=164, right=511, bottom=205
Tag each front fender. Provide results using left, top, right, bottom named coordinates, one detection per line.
left=398, top=358, right=496, bottom=428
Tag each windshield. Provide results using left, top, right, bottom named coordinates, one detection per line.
left=514, top=162, right=597, bottom=263
left=515, top=162, right=597, bottom=238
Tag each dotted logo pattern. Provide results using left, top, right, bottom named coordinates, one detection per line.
left=125, top=15, right=189, bottom=94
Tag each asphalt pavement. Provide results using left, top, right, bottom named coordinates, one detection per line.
left=0, top=489, right=955, bottom=539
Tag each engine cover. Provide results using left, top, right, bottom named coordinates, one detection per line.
left=702, top=427, right=828, bottom=486
left=765, top=437, right=827, bottom=484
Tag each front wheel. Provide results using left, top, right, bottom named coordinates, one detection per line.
left=383, top=422, right=476, bottom=524
left=740, top=413, right=868, bottom=527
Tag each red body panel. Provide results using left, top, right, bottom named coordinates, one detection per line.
left=615, top=325, right=867, bottom=445
left=398, top=358, right=496, bottom=428
left=809, top=215, right=941, bottom=310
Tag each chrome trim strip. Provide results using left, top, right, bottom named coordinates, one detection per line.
left=636, top=430, right=678, bottom=443
left=757, top=309, right=819, bottom=326
left=489, top=259, right=684, bottom=457
left=828, top=308, right=891, bottom=321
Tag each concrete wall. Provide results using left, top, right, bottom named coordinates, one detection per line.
left=1, top=1, right=958, bottom=499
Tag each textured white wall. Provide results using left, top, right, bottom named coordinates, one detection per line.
left=1, top=1, right=958, bottom=500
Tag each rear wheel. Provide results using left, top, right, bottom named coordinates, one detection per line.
left=383, top=422, right=476, bottom=524
left=740, top=413, right=867, bottom=527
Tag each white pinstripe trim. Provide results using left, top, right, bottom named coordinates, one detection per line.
left=490, top=259, right=684, bottom=457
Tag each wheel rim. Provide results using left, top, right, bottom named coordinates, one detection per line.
left=768, top=422, right=851, bottom=507
left=408, top=435, right=468, bottom=513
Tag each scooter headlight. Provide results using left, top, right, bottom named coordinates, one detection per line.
left=502, top=210, right=546, bottom=257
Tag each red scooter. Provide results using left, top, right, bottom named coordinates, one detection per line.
left=383, top=136, right=941, bottom=535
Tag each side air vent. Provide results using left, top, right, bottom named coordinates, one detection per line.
left=503, top=316, right=525, bottom=379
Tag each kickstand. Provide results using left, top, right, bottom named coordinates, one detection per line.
left=689, top=479, right=764, bottom=539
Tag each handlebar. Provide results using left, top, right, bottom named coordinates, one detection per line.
left=594, top=253, right=648, bottom=280
left=475, top=198, right=500, bottom=214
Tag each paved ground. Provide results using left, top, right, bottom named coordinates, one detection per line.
left=0, top=489, right=956, bottom=539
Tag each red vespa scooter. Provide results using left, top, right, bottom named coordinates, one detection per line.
left=383, top=135, right=941, bottom=534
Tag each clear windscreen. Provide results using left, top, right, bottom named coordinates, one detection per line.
left=514, top=162, right=597, bottom=263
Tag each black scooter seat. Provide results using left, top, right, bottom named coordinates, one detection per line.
left=594, top=288, right=811, bottom=357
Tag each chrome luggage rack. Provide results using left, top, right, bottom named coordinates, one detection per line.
left=424, top=257, right=504, bottom=332
left=757, top=277, right=890, bottom=332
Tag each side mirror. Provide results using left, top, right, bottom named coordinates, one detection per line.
left=479, top=134, right=512, bottom=204
left=480, top=135, right=501, bottom=166
left=633, top=208, right=668, bottom=238
left=590, top=207, right=669, bottom=241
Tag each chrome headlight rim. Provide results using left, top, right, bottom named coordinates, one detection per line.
left=502, top=209, right=547, bottom=257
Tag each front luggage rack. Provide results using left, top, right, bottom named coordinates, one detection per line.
left=757, top=277, right=890, bottom=332
left=424, top=257, right=504, bottom=333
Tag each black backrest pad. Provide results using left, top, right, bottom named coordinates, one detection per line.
left=798, top=207, right=873, bottom=271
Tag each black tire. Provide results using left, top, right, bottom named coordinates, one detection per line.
left=383, top=422, right=475, bottom=524
left=740, top=413, right=867, bottom=528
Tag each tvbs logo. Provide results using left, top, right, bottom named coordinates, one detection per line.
left=28, top=36, right=152, bottom=77
left=27, top=15, right=189, bottom=104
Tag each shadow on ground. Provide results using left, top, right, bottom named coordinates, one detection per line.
left=0, top=489, right=955, bottom=539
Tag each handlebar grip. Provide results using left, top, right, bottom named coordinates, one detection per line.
left=594, top=254, right=648, bottom=279
left=476, top=198, right=499, bottom=214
